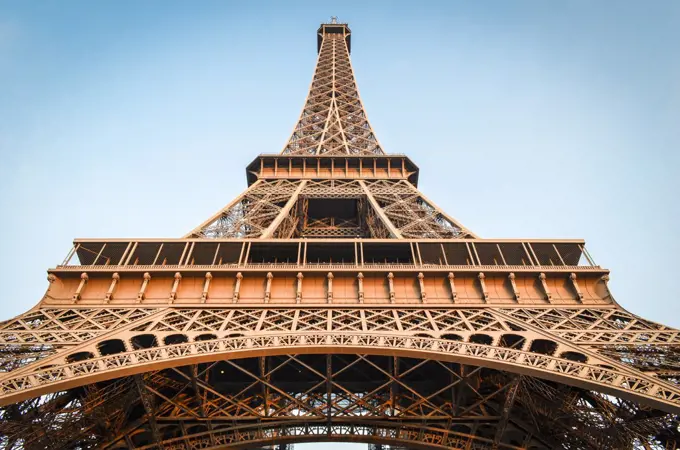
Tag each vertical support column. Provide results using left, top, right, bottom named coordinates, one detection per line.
left=105, top=272, right=120, bottom=303
left=327, top=272, right=334, bottom=304
left=478, top=272, right=489, bottom=301
left=538, top=273, right=552, bottom=302
left=133, top=375, right=163, bottom=447
left=138, top=273, right=151, bottom=302
left=73, top=272, right=88, bottom=303
left=508, top=273, right=520, bottom=301
left=417, top=272, right=427, bottom=303
left=264, top=272, right=273, bottom=303
left=387, top=272, right=395, bottom=303
left=326, top=354, right=332, bottom=432
left=357, top=273, right=364, bottom=303
left=447, top=272, right=457, bottom=302
left=233, top=273, right=243, bottom=303
left=260, top=357, right=269, bottom=418
left=169, top=272, right=182, bottom=303
left=569, top=273, right=584, bottom=301
left=296, top=272, right=304, bottom=303
left=201, top=272, right=213, bottom=303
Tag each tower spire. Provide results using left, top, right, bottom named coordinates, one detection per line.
left=282, top=21, right=383, bottom=155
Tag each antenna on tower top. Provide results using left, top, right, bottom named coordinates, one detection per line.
left=330, top=16, right=338, bottom=24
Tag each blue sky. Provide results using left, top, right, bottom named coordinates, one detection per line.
left=0, top=2, right=678, bottom=447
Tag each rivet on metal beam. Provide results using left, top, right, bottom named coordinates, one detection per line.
left=327, top=272, right=334, bottom=303
left=73, top=272, right=88, bottom=303
left=265, top=272, right=273, bottom=303
left=105, top=272, right=120, bottom=303
left=539, top=273, right=552, bottom=302
left=447, top=272, right=457, bottom=302
left=201, top=272, right=213, bottom=303
left=478, top=272, right=489, bottom=301
left=137, top=272, right=151, bottom=302
left=233, top=272, right=243, bottom=303
left=357, top=272, right=364, bottom=303
left=417, top=272, right=427, bottom=303
left=508, top=273, right=520, bottom=301
left=169, top=272, right=182, bottom=303
left=387, top=272, right=395, bottom=303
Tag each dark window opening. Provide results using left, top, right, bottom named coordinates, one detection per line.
left=469, top=334, right=494, bottom=345
left=127, top=243, right=162, bottom=266
left=499, top=334, right=526, bottom=349
left=248, top=243, right=299, bottom=264
left=496, top=243, right=531, bottom=266
left=195, top=334, right=217, bottom=342
left=419, top=243, right=446, bottom=265
left=530, top=243, right=564, bottom=266
left=66, top=352, right=94, bottom=363
left=475, top=243, right=507, bottom=266
left=529, top=339, right=558, bottom=355
left=98, top=339, right=127, bottom=356
left=441, top=334, right=463, bottom=341
left=164, top=334, right=188, bottom=345
left=302, top=198, right=364, bottom=238
left=131, top=334, right=158, bottom=350
left=560, top=351, right=588, bottom=363
left=441, top=243, right=472, bottom=265
left=306, top=243, right=355, bottom=264
left=189, top=242, right=220, bottom=265
left=363, top=243, right=413, bottom=264
left=153, top=243, right=186, bottom=266
left=214, top=242, right=242, bottom=265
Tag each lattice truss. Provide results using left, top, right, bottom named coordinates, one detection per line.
left=1, top=356, right=678, bottom=450
left=187, top=180, right=303, bottom=239
left=363, top=180, right=470, bottom=238
left=282, top=32, right=382, bottom=156
left=187, top=179, right=471, bottom=239
left=0, top=306, right=679, bottom=448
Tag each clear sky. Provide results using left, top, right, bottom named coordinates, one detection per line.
left=0, top=2, right=678, bottom=448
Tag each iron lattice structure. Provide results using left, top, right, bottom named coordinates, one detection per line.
left=1, top=20, right=679, bottom=450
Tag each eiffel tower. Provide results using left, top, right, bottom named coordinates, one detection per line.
left=0, top=19, right=679, bottom=450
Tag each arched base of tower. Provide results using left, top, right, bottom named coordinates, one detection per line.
left=1, top=352, right=678, bottom=450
